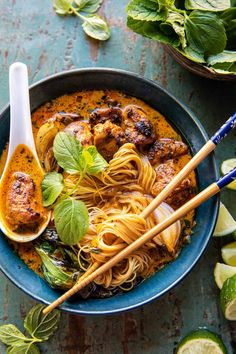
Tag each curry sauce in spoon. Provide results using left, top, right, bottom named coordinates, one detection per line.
left=0, top=63, right=50, bottom=242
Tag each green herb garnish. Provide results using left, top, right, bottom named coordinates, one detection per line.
left=41, top=172, right=64, bottom=207
left=126, top=0, right=236, bottom=74
left=52, top=0, right=110, bottom=41
left=0, top=304, right=60, bottom=353
left=41, top=132, right=107, bottom=246
left=54, top=198, right=89, bottom=245
left=53, top=132, right=108, bottom=176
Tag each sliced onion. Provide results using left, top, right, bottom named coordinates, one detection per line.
left=153, top=202, right=181, bottom=252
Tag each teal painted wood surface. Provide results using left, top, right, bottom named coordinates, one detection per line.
left=0, top=1, right=236, bottom=353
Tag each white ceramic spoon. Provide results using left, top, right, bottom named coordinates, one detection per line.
left=0, top=62, right=50, bottom=242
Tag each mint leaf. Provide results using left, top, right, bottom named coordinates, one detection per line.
left=82, top=14, right=111, bottom=40
left=0, top=325, right=29, bottom=346
left=185, top=0, right=231, bottom=11
left=185, top=10, right=227, bottom=55
left=54, top=198, right=89, bottom=245
left=127, top=17, right=180, bottom=46
left=7, top=343, right=40, bottom=354
left=75, top=0, right=103, bottom=13
left=126, top=0, right=167, bottom=21
left=82, top=146, right=108, bottom=175
left=42, top=172, right=64, bottom=207
left=52, top=0, right=73, bottom=14
left=53, top=132, right=84, bottom=174
left=24, top=304, right=60, bottom=341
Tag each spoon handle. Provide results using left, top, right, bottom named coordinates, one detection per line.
left=7, top=62, right=36, bottom=162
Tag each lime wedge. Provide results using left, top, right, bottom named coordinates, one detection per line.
left=220, top=273, right=236, bottom=320
left=213, top=202, right=236, bottom=237
left=221, top=242, right=236, bottom=266
left=214, top=262, right=236, bottom=289
left=221, top=159, right=236, bottom=190
left=176, top=329, right=227, bottom=354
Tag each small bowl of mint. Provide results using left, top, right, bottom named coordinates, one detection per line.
left=126, top=0, right=236, bottom=80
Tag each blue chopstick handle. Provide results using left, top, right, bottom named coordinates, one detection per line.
left=217, top=167, right=236, bottom=189
left=211, top=112, right=236, bottom=145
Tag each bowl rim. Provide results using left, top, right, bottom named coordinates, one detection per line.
left=0, top=67, right=219, bottom=315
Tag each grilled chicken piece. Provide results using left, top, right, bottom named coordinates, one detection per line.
left=122, top=105, right=156, bottom=146
left=93, top=121, right=126, bottom=161
left=151, top=160, right=192, bottom=207
left=49, top=112, right=80, bottom=125
left=89, top=107, right=123, bottom=127
left=5, top=172, right=42, bottom=231
left=64, top=121, right=93, bottom=147
left=148, top=138, right=188, bottom=165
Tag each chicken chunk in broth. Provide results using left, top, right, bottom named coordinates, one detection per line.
left=0, top=90, right=197, bottom=299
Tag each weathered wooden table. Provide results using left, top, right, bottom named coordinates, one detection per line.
left=0, top=1, right=236, bottom=353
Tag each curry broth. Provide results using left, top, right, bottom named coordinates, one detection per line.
left=0, top=144, right=47, bottom=233
left=0, top=90, right=197, bottom=281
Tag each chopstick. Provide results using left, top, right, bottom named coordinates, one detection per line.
left=69, top=112, right=236, bottom=283
left=43, top=167, right=236, bottom=314
left=43, top=112, right=236, bottom=312
left=141, top=112, right=236, bottom=218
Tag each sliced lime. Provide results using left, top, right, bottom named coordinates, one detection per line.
left=221, top=159, right=236, bottom=190
left=221, top=242, right=236, bottom=266
left=214, top=262, right=236, bottom=289
left=220, top=273, right=236, bottom=320
left=213, top=202, right=236, bottom=237
left=176, top=329, right=227, bottom=354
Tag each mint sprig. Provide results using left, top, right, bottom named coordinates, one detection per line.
left=52, top=0, right=111, bottom=41
left=0, top=305, right=60, bottom=353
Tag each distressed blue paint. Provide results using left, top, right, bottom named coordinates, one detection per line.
left=0, top=0, right=236, bottom=353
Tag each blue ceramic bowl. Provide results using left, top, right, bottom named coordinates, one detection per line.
left=0, top=68, right=219, bottom=315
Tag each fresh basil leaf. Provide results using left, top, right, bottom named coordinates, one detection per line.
left=182, top=46, right=205, bottom=62
left=54, top=198, right=89, bottom=245
left=226, top=19, right=236, bottom=49
left=185, top=0, right=231, bottom=11
left=207, top=50, right=236, bottom=72
left=82, top=15, right=111, bottom=40
left=185, top=10, right=227, bottom=55
left=220, top=8, right=236, bottom=49
left=126, top=0, right=167, bottom=22
left=52, top=0, right=73, bottom=15
left=7, top=343, right=40, bottom=354
left=53, top=132, right=84, bottom=174
left=82, top=146, right=108, bottom=175
left=42, top=172, right=64, bottom=207
left=212, top=62, right=236, bottom=71
left=36, top=248, right=77, bottom=289
left=207, top=50, right=236, bottom=65
left=211, top=66, right=236, bottom=73
left=75, top=0, right=103, bottom=13
left=24, top=304, right=60, bottom=341
left=0, top=325, right=29, bottom=346
left=161, top=11, right=186, bottom=48
left=156, top=0, right=175, bottom=8
left=127, top=17, right=180, bottom=46
left=220, top=7, right=236, bottom=23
